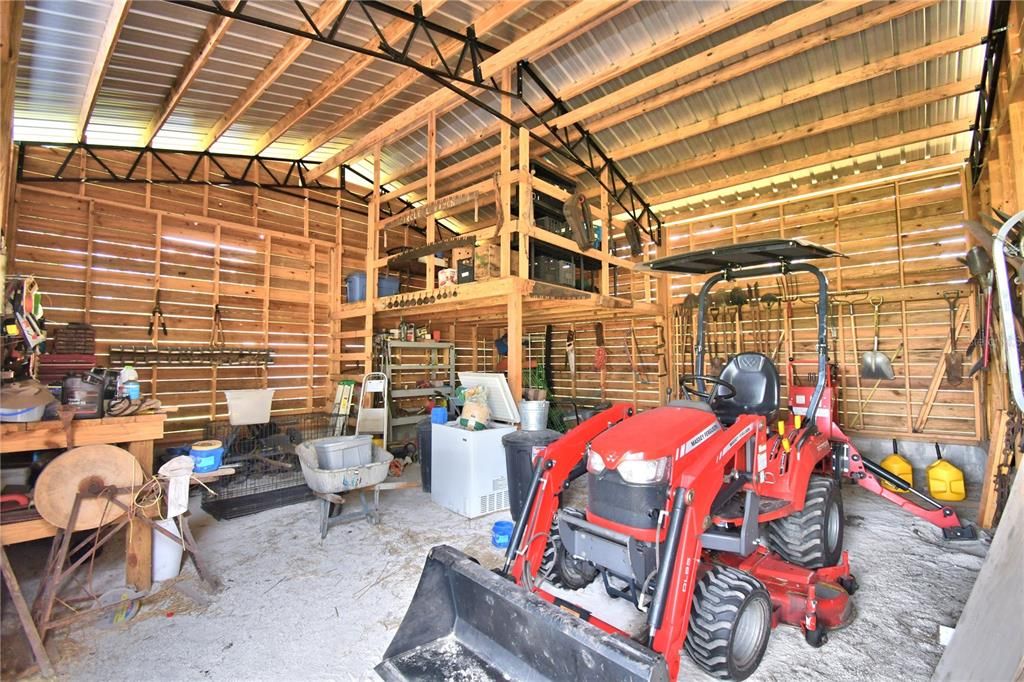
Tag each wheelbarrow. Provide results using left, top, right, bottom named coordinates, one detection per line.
left=297, top=442, right=405, bottom=541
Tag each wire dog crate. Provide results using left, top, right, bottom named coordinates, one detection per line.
left=200, top=412, right=343, bottom=520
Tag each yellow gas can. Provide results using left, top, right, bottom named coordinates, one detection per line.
left=880, top=440, right=913, bottom=492
left=928, top=444, right=966, bottom=502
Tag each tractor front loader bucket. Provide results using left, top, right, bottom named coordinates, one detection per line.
left=377, top=545, right=668, bottom=682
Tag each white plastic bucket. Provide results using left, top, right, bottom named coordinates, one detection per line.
left=224, top=388, right=275, bottom=425
left=152, top=518, right=183, bottom=583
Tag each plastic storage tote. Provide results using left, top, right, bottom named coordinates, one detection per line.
left=346, top=273, right=400, bottom=302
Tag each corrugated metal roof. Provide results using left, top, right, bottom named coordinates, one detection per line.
left=13, top=0, right=992, bottom=213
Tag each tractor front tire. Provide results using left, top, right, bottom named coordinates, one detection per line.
left=684, top=566, right=772, bottom=681
left=552, top=508, right=598, bottom=590
left=767, top=474, right=844, bottom=568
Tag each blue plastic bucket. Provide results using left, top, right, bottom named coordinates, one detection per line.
left=431, top=406, right=448, bottom=424
left=491, top=520, right=514, bottom=548
left=189, top=440, right=224, bottom=474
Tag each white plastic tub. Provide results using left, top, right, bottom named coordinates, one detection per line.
left=224, top=388, right=275, bottom=425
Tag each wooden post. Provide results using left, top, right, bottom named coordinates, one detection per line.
left=365, top=145, right=381, bottom=373
left=893, top=182, right=914, bottom=432
left=508, top=292, right=523, bottom=402
left=517, top=128, right=531, bottom=280
left=1008, top=101, right=1024, bottom=206
left=262, top=234, right=271, bottom=389
left=977, top=410, right=1008, bottom=529
left=125, top=439, right=154, bottom=592
left=426, top=112, right=437, bottom=291
left=499, top=68, right=513, bottom=277
left=600, top=169, right=611, bottom=296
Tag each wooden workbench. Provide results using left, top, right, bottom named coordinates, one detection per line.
left=0, top=413, right=166, bottom=591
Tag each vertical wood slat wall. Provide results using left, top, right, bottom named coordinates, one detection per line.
left=9, top=146, right=368, bottom=442
left=666, top=169, right=981, bottom=443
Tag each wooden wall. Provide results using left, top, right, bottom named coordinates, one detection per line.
left=664, top=169, right=981, bottom=443
left=8, top=146, right=368, bottom=442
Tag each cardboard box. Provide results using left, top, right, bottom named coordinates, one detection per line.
left=452, top=246, right=474, bottom=263
left=473, top=243, right=501, bottom=281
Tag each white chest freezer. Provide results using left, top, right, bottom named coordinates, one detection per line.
left=431, top=422, right=516, bottom=518
left=430, top=372, right=521, bottom=518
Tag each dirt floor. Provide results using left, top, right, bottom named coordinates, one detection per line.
left=2, top=467, right=988, bottom=681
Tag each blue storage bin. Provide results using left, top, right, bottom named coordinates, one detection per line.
left=346, top=273, right=401, bottom=302
left=378, top=275, right=400, bottom=297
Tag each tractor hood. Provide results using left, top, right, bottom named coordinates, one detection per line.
left=590, top=405, right=721, bottom=469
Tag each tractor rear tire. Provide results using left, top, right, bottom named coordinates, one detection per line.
left=684, top=565, right=772, bottom=681
left=767, top=474, right=844, bottom=568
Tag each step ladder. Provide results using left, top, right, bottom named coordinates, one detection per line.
left=355, top=372, right=389, bottom=449
left=330, top=380, right=356, bottom=436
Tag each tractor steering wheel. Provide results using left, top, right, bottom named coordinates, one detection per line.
left=679, top=375, right=737, bottom=404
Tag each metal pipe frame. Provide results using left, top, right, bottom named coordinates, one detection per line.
left=16, top=141, right=459, bottom=235
left=171, top=0, right=516, bottom=97
left=169, top=0, right=663, bottom=243
left=694, top=262, right=829, bottom=430
left=968, top=0, right=1011, bottom=185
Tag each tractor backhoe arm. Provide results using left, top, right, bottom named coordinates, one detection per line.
left=509, top=403, right=635, bottom=582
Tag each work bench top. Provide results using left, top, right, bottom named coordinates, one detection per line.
left=1, top=413, right=167, bottom=454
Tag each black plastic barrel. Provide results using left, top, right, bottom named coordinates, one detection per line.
left=502, top=429, right=562, bottom=521
left=417, top=418, right=433, bottom=492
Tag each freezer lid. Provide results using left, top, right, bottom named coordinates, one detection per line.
left=457, top=372, right=521, bottom=425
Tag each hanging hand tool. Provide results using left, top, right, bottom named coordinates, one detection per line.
left=594, top=322, right=607, bottom=397
left=762, top=291, right=780, bottom=356
left=852, top=342, right=904, bottom=429
left=148, top=290, right=168, bottom=344
left=565, top=325, right=576, bottom=383
left=941, top=291, right=963, bottom=385
left=728, top=287, right=747, bottom=353
left=709, top=303, right=724, bottom=375
left=210, top=304, right=226, bottom=349
left=860, top=297, right=894, bottom=380
left=655, top=323, right=668, bottom=377
left=627, top=322, right=649, bottom=384
left=964, top=245, right=995, bottom=377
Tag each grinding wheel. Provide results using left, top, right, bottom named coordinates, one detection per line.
left=34, top=445, right=145, bottom=530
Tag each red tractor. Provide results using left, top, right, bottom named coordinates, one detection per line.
left=378, top=240, right=974, bottom=681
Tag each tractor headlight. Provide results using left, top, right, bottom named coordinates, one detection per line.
left=617, top=456, right=670, bottom=484
left=587, top=448, right=606, bottom=473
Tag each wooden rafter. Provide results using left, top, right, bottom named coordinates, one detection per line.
left=580, top=0, right=937, bottom=141
left=140, top=0, right=240, bottom=147
left=77, top=0, right=131, bottom=142
left=251, top=0, right=446, bottom=156
left=658, top=153, right=964, bottom=225
left=646, top=119, right=970, bottom=209
left=419, top=9, right=974, bottom=203
left=378, top=0, right=789, bottom=185
left=548, top=0, right=869, bottom=132
left=605, top=33, right=983, bottom=165
left=200, top=0, right=348, bottom=151
left=429, top=83, right=971, bottom=204
left=295, top=0, right=543, bottom=160
left=628, top=81, right=974, bottom=187
left=305, top=0, right=622, bottom=183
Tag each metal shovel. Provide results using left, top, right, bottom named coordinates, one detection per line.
left=942, top=291, right=963, bottom=386
left=861, top=297, right=895, bottom=380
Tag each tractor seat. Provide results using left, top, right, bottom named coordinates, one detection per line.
left=711, top=352, right=780, bottom=426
